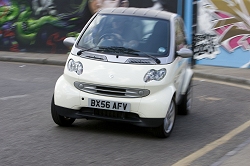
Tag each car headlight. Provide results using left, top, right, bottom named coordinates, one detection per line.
left=143, top=68, right=166, bottom=82
left=67, top=59, right=83, bottom=75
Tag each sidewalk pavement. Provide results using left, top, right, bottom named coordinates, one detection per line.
left=0, top=51, right=250, bottom=165
left=0, top=51, right=249, bottom=86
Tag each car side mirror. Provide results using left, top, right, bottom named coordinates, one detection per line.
left=63, top=37, right=76, bottom=48
left=176, top=48, right=193, bottom=58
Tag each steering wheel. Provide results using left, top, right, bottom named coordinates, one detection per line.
left=98, top=33, right=124, bottom=46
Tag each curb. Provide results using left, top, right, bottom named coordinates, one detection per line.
left=1, top=57, right=249, bottom=86
left=0, top=57, right=66, bottom=66
left=194, top=72, right=250, bottom=86
left=211, top=137, right=250, bottom=166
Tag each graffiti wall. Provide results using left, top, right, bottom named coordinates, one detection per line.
left=0, top=0, right=87, bottom=53
left=0, top=0, right=183, bottom=54
left=195, top=0, right=250, bottom=68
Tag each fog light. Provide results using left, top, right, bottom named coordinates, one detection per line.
left=78, top=83, right=84, bottom=89
left=138, top=90, right=144, bottom=95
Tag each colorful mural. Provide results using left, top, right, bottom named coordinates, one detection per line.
left=0, top=0, right=87, bottom=53
left=196, top=0, right=250, bottom=68
left=0, top=0, right=177, bottom=54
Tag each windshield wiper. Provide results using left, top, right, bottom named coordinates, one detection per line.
left=134, top=50, right=161, bottom=64
left=97, top=46, right=161, bottom=64
left=77, top=46, right=99, bottom=55
left=146, top=54, right=161, bottom=64
left=78, top=46, right=161, bottom=64
left=97, top=46, right=140, bottom=55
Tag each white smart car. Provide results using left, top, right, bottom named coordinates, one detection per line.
left=51, top=8, right=193, bottom=138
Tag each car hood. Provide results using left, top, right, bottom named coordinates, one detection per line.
left=78, top=58, right=148, bottom=88
left=64, top=53, right=175, bottom=89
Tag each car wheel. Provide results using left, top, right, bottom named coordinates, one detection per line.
left=152, top=98, right=176, bottom=138
left=178, top=81, right=192, bottom=115
left=51, top=95, right=75, bottom=126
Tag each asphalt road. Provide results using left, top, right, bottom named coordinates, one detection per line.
left=0, top=61, right=250, bottom=166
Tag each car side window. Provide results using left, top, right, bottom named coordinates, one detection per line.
left=175, top=17, right=186, bottom=52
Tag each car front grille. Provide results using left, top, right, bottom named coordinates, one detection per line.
left=74, top=82, right=150, bottom=98
left=78, top=107, right=141, bottom=122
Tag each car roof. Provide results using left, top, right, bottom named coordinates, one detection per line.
left=98, top=7, right=176, bottom=21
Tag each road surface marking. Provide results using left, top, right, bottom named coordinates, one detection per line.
left=197, top=95, right=222, bottom=102
left=172, top=120, right=250, bottom=166
left=0, top=94, right=29, bottom=101
left=172, top=79, right=250, bottom=166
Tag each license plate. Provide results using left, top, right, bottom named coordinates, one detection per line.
left=88, top=98, right=131, bottom=112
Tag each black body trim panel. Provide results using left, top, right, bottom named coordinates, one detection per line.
left=55, top=105, right=163, bottom=127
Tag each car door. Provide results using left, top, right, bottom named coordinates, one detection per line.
left=174, top=17, right=188, bottom=103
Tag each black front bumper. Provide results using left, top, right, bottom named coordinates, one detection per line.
left=55, top=105, right=164, bottom=127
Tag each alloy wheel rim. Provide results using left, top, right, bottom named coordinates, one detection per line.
left=164, top=100, right=175, bottom=133
left=186, top=84, right=192, bottom=111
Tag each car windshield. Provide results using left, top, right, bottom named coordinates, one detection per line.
left=77, top=14, right=170, bottom=57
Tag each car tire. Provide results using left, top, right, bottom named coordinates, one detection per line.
left=178, top=81, right=192, bottom=115
left=152, top=98, right=176, bottom=138
left=51, top=95, right=75, bottom=126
